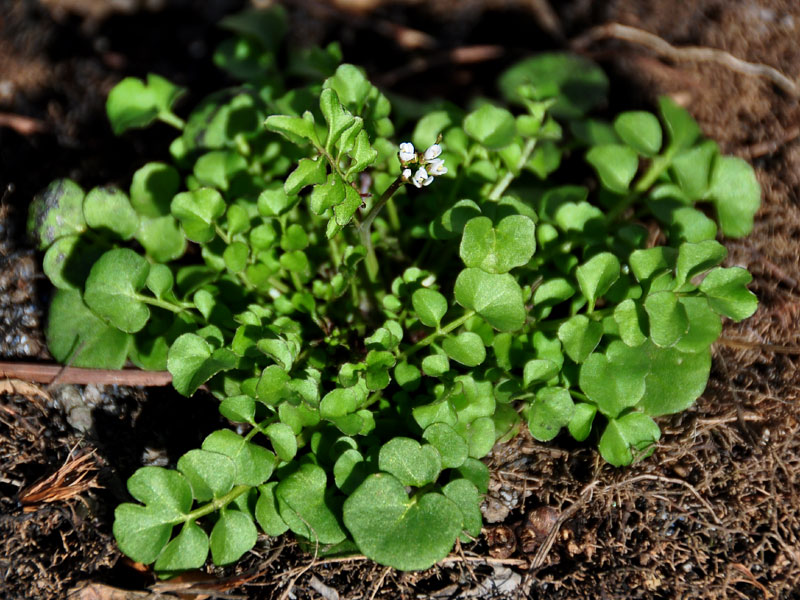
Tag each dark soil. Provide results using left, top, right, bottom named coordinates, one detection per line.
left=1, top=0, right=799, bottom=598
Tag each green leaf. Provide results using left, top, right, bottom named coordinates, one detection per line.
left=422, top=423, right=468, bottom=469
left=644, top=291, right=689, bottom=347
left=699, top=267, right=758, bottom=321
left=557, top=315, right=602, bottom=363
left=320, top=88, right=356, bottom=147
left=463, top=104, right=516, bottom=150
left=442, top=332, right=486, bottom=367
left=136, top=215, right=187, bottom=263
left=671, top=140, right=718, bottom=199
left=454, top=268, right=526, bottom=331
left=219, top=395, right=256, bottom=423
left=431, top=199, right=481, bottom=240
left=523, top=359, right=559, bottom=387
left=309, top=174, right=346, bottom=215
left=333, top=449, right=369, bottom=495
left=83, top=186, right=139, bottom=239
left=171, top=188, right=226, bottom=243
left=168, top=333, right=237, bottom=396
left=83, top=248, right=150, bottom=333
left=706, top=156, right=761, bottom=237
left=658, top=96, right=700, bottom=151
left=579, top=341, right=650, bottom=418
left=674, top=240, right=727, bottom=287
left=113, top=504, right=174, bottom=565
left=202, top=430, right=276, bottom=486
left=130, top=162, right=180, bottom=218
left=498, top=52, right=608, bottom=118
left=599, top=412, right=661, bottom=467
left=343, top=473, right=462, bottom=571
left=674, top=296, right=722, bottom=353
left=412, top=288, right=448, bottom=328
left=613, top=299, right=647, bottom=347
left=637, top=341, right=711, bottom=416
left=154, top=522, right=209, bottom=575
left=256, top=482, right=289, bottom=537
left=28, top=179, right=86, bottom=250
left=106, top=74, right=185, bottom=135
left=413, top=399, right=457, bottom=429
left=528, top=387, right=574, bottom=442
left=575, top=252, right=620, bottom=311
left=567, top=402, right=597, bottom=442
left=320, top=387, right=359, bottom=419
left=264, top=112, right=317, bottom=144
left=177, top=449, right=236, bottom=502
left=613, top=111, right=662, bottom=156
left=210, top=510, right=257, bottom=566
left=459, top=215, right=536, bottom=274
left=285, top=157, right=327, bottom=196
left=258, top=181, right=295, bottom=217
left=378, top=437, right=442, bottom=487
left=276, top=463, right=347, bottom=544
left=666, top=206, right=718, bottom=243
left=454, top=458, right=490, bottom=494
left=43, top=235, right=104, bottom=291
left=585, top=144, right=639, bottom=194
left=265, top=422, right=298, bottom=462
left=127, top=466, right=193, bottom=517
left=441, top=478, right=482, bottom=541
left=46, top=289, right=132, bottom=368
left=629, top=247, right=676, bottom=282
left=193, top=150, right=247, bottom=191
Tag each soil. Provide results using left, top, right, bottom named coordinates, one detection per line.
left=1, top=0, right=799, bottom=598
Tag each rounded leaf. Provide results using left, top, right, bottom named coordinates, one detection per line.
left=83, top=186, right=139, bottom=239
left=210, top=510, right=257, bottom=566
left=599, top=412, right=661, bottom=467
left=463, top=104, right=516, bottom=150
left=442, top=331, right=486, bottom=367
left=422, top=423, right=468, bottom=469
left=699, top=267, right=758, bottom=322
left=454, top=268, right=526, bottom=332
left=177, top=449, right=236, bottom=502
left=28, top=178, right=87, bottom=250
left=83, top=248, right=150, bottom=333
left=154, top=522, right=209, bottom=575
left=412, top=288, right=448, bottom=328
left=202, top=429, right=276, bottom=486
left=131, top=162, right=180, bottom=217
left=527, top=387, right=574, bottom=442
left=378, top=437, right=442, bottom=487
left=171, top=188, right=226, bottom=243
left=576, top=252, right=620, bottom=311
left=343, top=473, right=463, bottom=571
left=585, top=144, right=639, bottom=194
left=275, top=463, right=347, bottom=544
left=459, top=215, right=535, bottom=274
left=613, top=111, right=662, bottom=156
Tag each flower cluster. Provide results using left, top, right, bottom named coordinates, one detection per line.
left=399, top=142, right=448, bottom=188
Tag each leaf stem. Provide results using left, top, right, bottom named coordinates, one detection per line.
left=158, top=111, right=186, bottom=130
left=488, top=138, right=537, bottom=201
left=400, top=309, right=476, bottom=359
left=136, top=294, right=192, bottom=314
left=180, top=484, right=251, bottom=524
left=214, top=224, right=231, bottom=245
left=605, top=147, right=676, bottom=222
left=359, top=175, right=404, bottom=282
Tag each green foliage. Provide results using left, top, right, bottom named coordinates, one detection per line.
left=31, top=8, right=760, bottom=577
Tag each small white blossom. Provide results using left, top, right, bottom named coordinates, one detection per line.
left=399, top=142, right=416, bottom=163
left=423, top=143, right=442, bottom=162
left=427, top=158, right=447, bottom=176
left=402, top=168, right=412, bottom=181
left=412, top=167, right=434, bottom=188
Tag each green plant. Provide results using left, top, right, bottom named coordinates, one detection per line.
left=29, top=6, right=759, bottom=575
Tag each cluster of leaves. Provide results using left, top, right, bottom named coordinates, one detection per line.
left=30, top=7, right=759, bottom=576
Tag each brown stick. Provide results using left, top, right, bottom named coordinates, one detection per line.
left=571, top=22, right=800, bottom=97
left=0, top=362, right=173, bottom=386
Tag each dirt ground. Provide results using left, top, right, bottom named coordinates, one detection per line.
left=1, top=0, right=799, bottom=598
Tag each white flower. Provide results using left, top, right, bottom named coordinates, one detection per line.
left=402, top=168, right=412, bottom=181
left=399, top=142, right=416, bottom=163
left=412, top=167, right=434, bottom=188
left=423, top=143, right=442, bottom=162
left=427, top=158, right=447, bottom=176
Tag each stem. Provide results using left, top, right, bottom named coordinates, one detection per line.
left=605, top=148, right=676, bottom=222
left=400, top=310, right=476, bottom=359
left=181, top=484, right=251, bottom=524
left=569, top=389, right=590, bottom=402
left=488, top=138, right=537, bottom=201
left=214, top=224, right=231, bottom=245
left=136, top=294, right=192, bottom=314
left=268, top=277, right=291, bottom=294
left=359, top=176, right=404, bottom=282
left=158, top=111, right=185, bottom=130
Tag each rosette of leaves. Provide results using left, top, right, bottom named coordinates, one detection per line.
left=31, top=5, right=760, bottom=578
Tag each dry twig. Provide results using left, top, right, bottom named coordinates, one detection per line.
left=571, top=22, right=800, bottom=98
left=0, top=362, right=173, bottom=386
